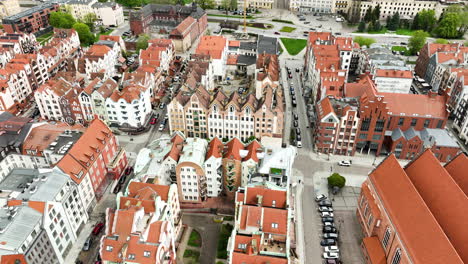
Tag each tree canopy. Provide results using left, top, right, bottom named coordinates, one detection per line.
left=49, top=12, right=76, bottom=29
left=354, top=36, right=376, bottom=47
left=386, top=12, right=400, bottom=31
left=136, top=34, right=150, bottom=51
left=194, top=0, right=215, bottom=9
left=408, top=30, right=429, bottom=55
left=357, top=21, right=366, bottom=32
left=328, top=173, right=346, bottom=188
left=436, top=13, right=462, bottom=38
left=116, top=0, right=147, bottom=8
left=73, top=23, right=95, bottom=46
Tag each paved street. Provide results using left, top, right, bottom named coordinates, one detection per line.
left=181, top=213, right=222, bottom=264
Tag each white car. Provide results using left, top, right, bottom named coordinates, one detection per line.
left=323, top=222, right=335, bottom=227
left=324, top=246, right=339, bottom=253
left=315, top=194, right=327, bottom=202
left=321, top=212, right=334, bottom=217
left=318, top=206, right=333, bottom=212
left=323, top=252, right=339, bottom=259
left=338, top=160, right=351, bottom=167
left=296, top=141, right=302, bottom=148
left=158, top=124, right=165, bottom=131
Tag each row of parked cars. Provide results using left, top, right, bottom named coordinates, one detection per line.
left=316, top=194, right=342, bottom=264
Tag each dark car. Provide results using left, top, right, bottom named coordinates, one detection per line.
left=292, top=100, right=297, bottom=107
left=294, top=113, right=298, bottom=120
left=125, top=166, right=133, bottom=175
left=322, top=217, right=334, bottom=223
left=323, top=226, right=337, bottom=233
left=274, top=32, right=280, bottom=35
left=296, top=134, right=302, bottom=141
left=290, top=90, right=295, bottom=95
left=296, top=68, right=300, bottom=72
left=319, top=200, right=332, bottom=207
left=288, top=74, right=292, bottom=78
left=320, top=239, right=337, bottom=246
left=113, top=184, right=121, bottom=194
left=296, top=128, right=301, bottom=135
left=118, top=175, right=127, bottom=184
left=92, top=222, right=104, bottom=235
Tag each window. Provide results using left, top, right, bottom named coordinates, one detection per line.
left=391, top=249, right=402, bottom=264
left=106, top=246, right=113, bottom=252
left=238, top=243, right=247, bottom=249
left=382, top=227, right=391, bottom=248
left=398, top=118, right=404, bottom=126
left=364, top=204, right=369, bottom=217
left=128, top=254, right=136, bottom=260
left=423, top=119, right=430, bottom=128
left=410, top=118, right=417, bottom=126
left=144, top=251, right=151, bottom=257
left=361, top=118, right=370, bottom=131
left=374, top=119, right=385, bottom=132
left=367, top=214, right=373, bottom=227
left=436, top=120, right=443, bottom=129
left=271, top=223, right=278, bottom=228
left=272, top=200, right=276, bottom=207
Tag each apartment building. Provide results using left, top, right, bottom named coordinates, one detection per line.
left=289, top=0, right=334, bottom=13
left=0, top=168, right=89, bottom=264
left=185, top=55, right=215, bottom=91
left=0, top=0, right=20, bottom=19
left=373, top=69, right=413, bottom=94
left=255, top=54, right=279, bottom=99
left=195, top=35, right=228, bottom=80
left=355, top=44, right=409, bottom=76
left=0, top=63, right=34, bottom=113
left=314, top=96, right=359, bottom=155
left=130, top=4, right=207, bottom=52
left=57, top=118, right=128, bottom=210
left=238, top=0, right=274, bottom=9
left=0, top=32, right=37, bottom=57
left=2, top=3, right=59, bottom=34
left=100, top=182, right=180, bottom=264
left=168, top=86, right=284, bottom=141
left=35, top=74, right=86, bottom=125
left=228, top=186, right=292, bottom=264
left=78, top=41, right=121, bottom=80
left=139, top=39, right=175, bottom=74
left=424, top=49, right=468, bottom=92
left=65, top=0, right=124, bottom=26
left=414, top=43, right=465, bottom=80
left=204, top=137, right=224, bottom=197
left=357, top=150, right=468, bottom=264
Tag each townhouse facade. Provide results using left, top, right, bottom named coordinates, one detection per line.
left=0, top=0, right=20, bottom=19
left=139, top=39, right=175, bottom=74
left=289, top=0, right=334, bottom=13
left=195, top=35, right=228, bottom=81
left=357, top=150, right=468, bottom=264
left=65, top=0, right=124, bottom=26
left=255, top=53, right=279, bottom=99
left=2, top=3, right=59, bottom=34
left=78, top=40, right=121, bottom=80
left=168, top=86, right=284, bottom=141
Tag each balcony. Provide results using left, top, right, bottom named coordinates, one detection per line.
left=260, top=238, right=287, bottom=257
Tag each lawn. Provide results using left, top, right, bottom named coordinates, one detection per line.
left=188, top=230, right=202, bottom=247
left=272, top=19, right=294, bottom=24
left=183, top=249, right=200, bottom=264
left=391, top=46, right=407, bottom=52
left=208, top=14, right=254, bottom=19
left=280, top=38, right=307, bottom=56
left=279, top=26, right=296, bottom=33
left=37, top=31, right=54, bottom=44
left=366, top=28, right=388, bottom=34
left=217, top=223, right=234, bottom=259
left=395, top=29, right=416, bottom=36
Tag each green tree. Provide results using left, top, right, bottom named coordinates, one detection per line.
left=327, top=173, right=346, bottom=188
left=354, top=36, right=376, bottom=47
left=442, top=4, right=468, bottom=36
left=436, top=13, right=461, bottom=38
left=464, top=40, right=468, bottom=47
left=82, top=13, right=97, bottom=32
left=434, top=38, right=449, bottom=44
left=116, top=0, right=146, bottom=8
left=229, top=0, right=237, bottom=11
left=417, top=9, right=437, bottom=32
left=49, top=11, right=76, bottom=29
left=408, top=30, right=429, bottom=55
left=372, top=4, right=381, bottom=21
left=357, top=21, right=366, bottom=32
left=220, top=0, right=229, bottom=11
left=72, top=22, right=95, bottom=46
left=373, top=21, right=382, bottom=31
left=387, top=12, right=400, bottom=31
left=364, top=7, right=373, bottom=23
left=194, top=0, right=215, bottom=9
left=136, top=33, right=150, bottom=51
left=411, top=13, right=420, bottom=30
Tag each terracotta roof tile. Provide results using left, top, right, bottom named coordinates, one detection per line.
left=224, top=138, right=244, bottom=160
left=362, top=237, right=386, bottom=264
left=195, top=35, right=227, bottom=60
left=444, top=153, right=468, bottom=196
left=243, top=141, right=262, bottom=162
left=262, top=207, right=287, bottom=235
left=206, top=137, right=223, bottom=159
left=256, top=54, right=279, bottom=82
left=231, top=252, right=288, bottom=264
left=375, top=69, right=413, bottom=79
left=127, top=182, right=170, bottom=202
left=244, top=186, right=287, bottom=208
left=0, top=254, right=27, bottom=264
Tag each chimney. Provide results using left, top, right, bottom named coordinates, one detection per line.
left=256, top=195, right=263, bottom=206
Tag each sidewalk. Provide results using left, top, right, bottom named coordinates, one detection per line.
left=176, top=226, right=191, bottom=264
left=293, top=182, right=305, bottom=264
left=310, top=150, right=410, bottom=168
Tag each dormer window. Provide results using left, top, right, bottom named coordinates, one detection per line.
left=106, top=246, right=113, bottom=252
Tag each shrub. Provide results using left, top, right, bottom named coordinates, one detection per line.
left=327, top=173, right=346, bottom=188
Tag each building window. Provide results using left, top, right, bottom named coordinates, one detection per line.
left=367, top=214, right=373, bottom=227
left=410, top=119, right=417, bottom=126
left=364, top=203, right=369, bottom=217
left=238, top=243, right=247, bottom=249
left=271, top=223, right=278, bottom=228
left=128, top=254, right=135, bottom=260
left=144, top=251, right=151, bottom=257
left=391, top=249, right=402, bottom=264
left=398, top=118, right=404, bottom=126
left=382, top=227, right=391, bottom=249
left=361, top=118, right=370, bottom=131
left=423, top=119, right=430, bottom=128
left=436, top=120, right=443, bottom=129
left=374, top=119, right=385, bottom=132
left=106, top=246, right=113, bottom=252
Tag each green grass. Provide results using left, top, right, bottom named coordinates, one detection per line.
left=395, top=28, right=417, bottom=36
left=37, top=31, right=54, bottom=44
left=391, top=46, right=407, bottom=52
left=183, top=249, right=200, bottom=263
left=216, top=262, right=224, bottom=264
left=217, top=223, right=233, bottom=259
left=280, top=38, right=307, bottom=56
left=208, top=14, right=254, bottom=19
left=366, top=28, right=388, bottom=34
left=279, top=26, right=296, bottom=33
left=188, top=230, right=202, bottom=247
left=272, top=19, right=294, bottom=24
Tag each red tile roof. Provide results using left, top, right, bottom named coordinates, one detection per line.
left=381, top=92, right=448, bottom=118
left=244, top=186, right=286, bottom=208
left=239, top=205, right=261, bottom=231
left=308, top=32, right=332, bottom=45
left=444, top=153, right=468, bottom=196
left=404, top=150, right=468, bottom=263
left=362, top=237, right=386, bottom=264
left=227, top=54, right=238, bottom=65
left=262, top=207, right=287, bottom=235
left=229, top=40, right=240, bottom=47
left=166, top=133, right=185, bottom=161
left=256, top=54, right=279, bottom=82
left=224, top=138, right=244, bottom=161
left=243, top=141, right=262, bottom=162
left=206, top=137, right=223, bottom=159
left=127, top=182, right=170, bottom=201
left=0, top=254, right=27, bottom=264
left=233, top=234, right=261, bottom=253
left=375, top=69, right=413, bottom=79
left=231, top=252, right=288, bottom=264
left=316, top=96, right=334, bottom=120
left=195, top=35, right=227, bottom=60
left=369, top=154, right=463, bottom=263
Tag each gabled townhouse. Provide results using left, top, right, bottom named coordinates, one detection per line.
left=121, top=70, right=157, bottom=104
left=0, top=62, right=34, bottom=113
left=35, top=74, right=86, bottom=125
left=10, top=53, right=50, bottom=86
left=255, top=53, right=279, bottom=99
left=100, top=182, right=180, bottom=264
left=0, top=168, right=89, bottom=264
left=357, top=150, right=468, bottom=264
left=139, top=38, right=175, bottom=74
left=228, top=186, right=292, bottom=264
left=195, top=35, right=228, bottom=81
left=185, top=55, right=215, bottom=91
left=0, top=32, right=38, bottom=67
left=1, top=3, right=59, bottom=34
left=78, top=40, right=121, bottom=80
left=86, top=78, right=118, bottom=123
left=415, top=43, right=464, bottom=80
left=57, top=118, right=128, bottom=211
left=168, top=85, right=284, bottom=141
left=39, top=29, right=81, bottom=77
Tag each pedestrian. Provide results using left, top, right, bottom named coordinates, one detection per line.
left=330, top=165, right=332, bottom=172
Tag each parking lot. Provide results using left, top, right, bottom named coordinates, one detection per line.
left=329, top=186, right=361, bottom=211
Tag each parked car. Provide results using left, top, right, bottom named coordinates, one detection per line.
left=296, top=128, right=301, bottom=135
left=290, top=90, right=295, bottom=95
left=322, top=217, right=334, bottom=223
left=304, top=21, right=310, bottom=24
left=294, top=113, right=298, bottom=120
left=274, top=32, right=280, bottom=35
left=324, top=246, right=340, bottom=253
left=158, top=124, right=165, bottom=131
left=323, top=222, right=336, bottom=228
left=323, top=233, right=338, bottom=239
left=296, top=68, right=300, bottom=72
left=150, top=118, right=157, bottom=125
left=320, top=239, right=337, bottom=246
left=318, top=206, right=333, bottom=212
left=323, top=226, right=337, bottom=233
left=125, top=166, right=133, bottom=175
left=296, top=141, right=302, bottom=148
left=319, top=200, right=332, bottom=207
left=83, top=237, right=92, bottom=251
left=321, top=212, right=334, bottom=217
left=159, top=103, right=165, bottom=109
left=296, top=134, right=302, bottom=141
left=292, top=100, right=297, bottom=107
left=293, top=120, right=298, bottom=127
left=288, top=74, right=292, bottom=78
left=92, top=222, right=104, bottom=235
left=338, top=160, right=352, bottom=167
left=315, top=194, right=327, bottom=202
left=323, top=252, right=340, bottom=259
